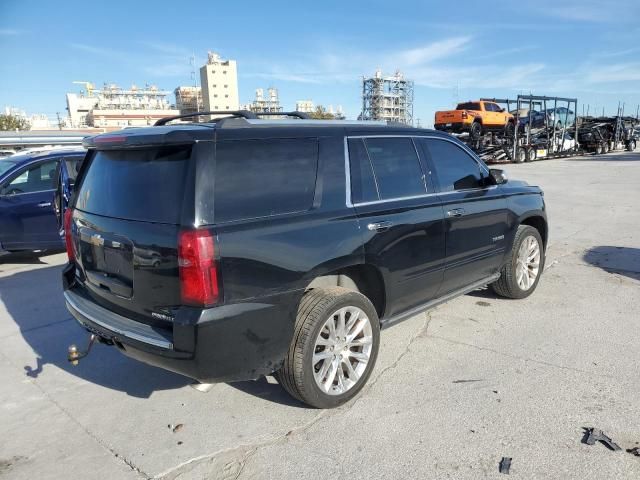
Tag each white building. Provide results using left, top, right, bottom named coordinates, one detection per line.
left=66, top=82, right=179, bottom=128
left=199, top=52, right=239, bottom=114
left=295, top=100, right=315, bottom=113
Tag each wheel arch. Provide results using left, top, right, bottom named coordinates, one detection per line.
left=305, top=264, right=386, bottom=320
left=519, top=214, right=548, bottom=250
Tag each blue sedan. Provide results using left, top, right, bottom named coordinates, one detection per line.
left=0, top=149, right=85, bottom=253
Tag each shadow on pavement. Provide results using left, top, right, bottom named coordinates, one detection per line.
left=0, top=249, right=65, bottom=266
left=567, top=152, right=640, bottom=162
left=583, top=246, right=640, bottom=281
left=0, top=263, right=306, bottom=405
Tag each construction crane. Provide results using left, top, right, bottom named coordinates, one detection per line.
left=72, top=81, right=95, bottom=96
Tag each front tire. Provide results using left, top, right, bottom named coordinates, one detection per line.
left=276, top=287, right=380, bottom=408
left=491, top=225, right=545, bottom=299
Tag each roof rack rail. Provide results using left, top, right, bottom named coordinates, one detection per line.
left=253, top=111, right=311, bottom=119
left=154, top=110, right=257, bottom=126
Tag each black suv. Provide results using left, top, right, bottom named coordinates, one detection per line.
left=62, top=111, right=547, bottom=408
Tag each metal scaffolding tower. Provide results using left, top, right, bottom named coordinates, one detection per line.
left=361, top=69, right=414, bottom=125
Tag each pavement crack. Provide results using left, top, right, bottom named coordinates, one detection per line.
left=158, top=313, right=434, bottom=480
left=427, top=334, right=613, bottom=378
left=0, top=349, right=150, bottom=479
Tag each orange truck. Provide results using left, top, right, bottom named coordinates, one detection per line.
left=434, top=100, right=515, bottom=139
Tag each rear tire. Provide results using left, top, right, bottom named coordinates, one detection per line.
left=514, top=147, right=526, bottom=163
left=602, top=142, right=609, bottom=154
left=525, top=147, right=536, bottom=162
left=628, top=139, right=637, bottom=152
left=469, top=121, right=482, bottom=140
left=491, top=225, right=545, bottom=299
left=595, top=143, right=603, bottom=155
left=276, top=287, right=380, bottom=409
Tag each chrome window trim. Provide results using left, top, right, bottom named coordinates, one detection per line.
left=344, top=134, right=494, bottom=207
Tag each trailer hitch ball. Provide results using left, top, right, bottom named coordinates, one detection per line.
left=68, top=334, right=96, bottom=365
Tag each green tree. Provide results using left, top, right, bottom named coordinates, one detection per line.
left=308, top=105, right=337, bottom=120
left=0, top=114, right=30, bottom=131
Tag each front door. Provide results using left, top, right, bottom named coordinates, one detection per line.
left=347, top=136, right=445, bottom=317
left=0, top=159, right=61, bottom=250
left=419, top=137, right=508, bottom=295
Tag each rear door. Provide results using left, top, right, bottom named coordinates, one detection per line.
left=70, top=144, right=195, bottom=329
left=348, top=136, right=445, bottom=317
left=420, top=137, right=508, bottom=295
left=0, top=159, right=60, bottom=249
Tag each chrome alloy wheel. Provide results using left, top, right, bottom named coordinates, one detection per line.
left=312, top=306, right=373, bottom=395
left=516, top=235, right=541, bottom=291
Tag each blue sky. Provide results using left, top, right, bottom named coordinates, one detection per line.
left=1, top=0, right=640, bottom=125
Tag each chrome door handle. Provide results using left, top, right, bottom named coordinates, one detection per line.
left=447, top=208, right=465, bottom=217
left=367, top=221, right=393, bottom=232
left=37, top=202, right=52, bottom=208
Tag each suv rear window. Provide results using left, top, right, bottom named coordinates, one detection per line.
left=75, top=145, right=192, bottom=224
left=214, top=138, right=318, bottom=222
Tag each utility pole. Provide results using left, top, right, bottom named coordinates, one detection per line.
left=56, top=112, right=62, bottom=130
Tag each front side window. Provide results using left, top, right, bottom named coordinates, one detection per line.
left=424, top=139, right=484, bottom=192
left=1, top=160, right=58, bottom=195
left=364, top=138, right=426, bottom=200
left=214, top=138, right=318, bottom=222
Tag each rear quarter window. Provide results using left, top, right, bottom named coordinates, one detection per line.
left=214, top=138, right=318, bottom=222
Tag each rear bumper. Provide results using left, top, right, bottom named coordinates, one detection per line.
left=63, top=263, right=302, bottom=383
left=434, top=122, right=467, bottom=132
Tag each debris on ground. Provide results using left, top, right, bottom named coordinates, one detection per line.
left=627, top=447, right=640, bottom=457
left=582, top=428, right=622, bottom=451
left=168, top=423, right=184, bottom=433
left=499, top=457, right=512, bottom=474
left=452, top=379, right=484, bottom=384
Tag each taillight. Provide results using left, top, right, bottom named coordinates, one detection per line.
left=178, top=229, right=220, bottom=306
left=64, top=208, right=75, bottom=262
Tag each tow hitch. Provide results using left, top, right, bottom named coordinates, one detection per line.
left=67, top=334, right=97, bottom=365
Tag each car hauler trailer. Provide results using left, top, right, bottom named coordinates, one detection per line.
left=443, top=95, right=582, bottom=164
left=577, top=104, right=638, bottom=154
left=509, top=95, right=579, bottom=163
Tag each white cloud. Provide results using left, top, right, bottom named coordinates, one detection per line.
left=0, top=28, right=23, bottom=35
left=69, top=43, right=122, bottom=57
left=395, top=36, right=471, bottom=66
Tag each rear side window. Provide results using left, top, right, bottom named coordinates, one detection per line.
left=348, top=138, right=378, bottom=204
left=423, top=139, right=483, bottom=192
left=214, top=138, right=318, bottom=222
left=364, top=138, right=426, bottom=200
left=75, top=145, right=192, bottom=224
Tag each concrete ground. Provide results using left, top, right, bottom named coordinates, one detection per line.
left=1, top=150, right=639, bottom=479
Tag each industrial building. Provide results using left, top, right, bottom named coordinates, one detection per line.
left=65, top=82, right=179, bottom=128
left=244, top=88, right=283, bottom=114
left=360, top=69, right=414, bottom=125
left=295, top=100, right=315, bottom=113
left=199, top=52, right=240, bottom=113
left=174, top=86, right=203, bottom=115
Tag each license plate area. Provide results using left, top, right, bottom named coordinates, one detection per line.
left=78, top=227, right=134, bottom=298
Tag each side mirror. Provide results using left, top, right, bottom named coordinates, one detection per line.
left=489, top=168, right=508, bottom=185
